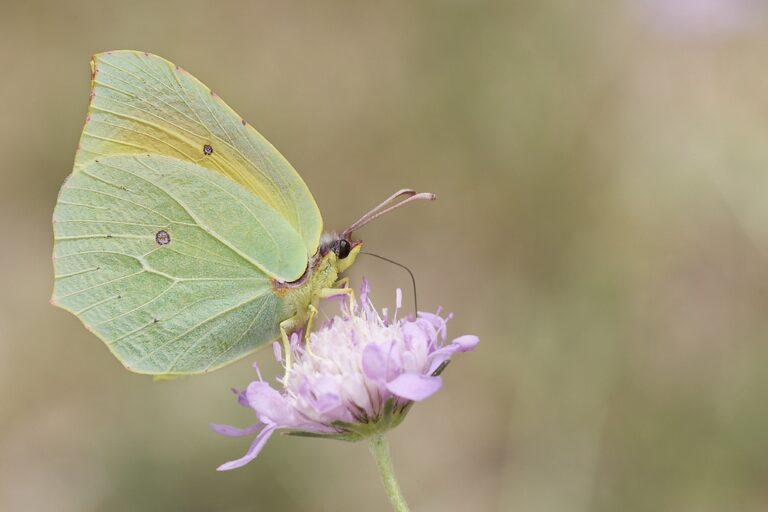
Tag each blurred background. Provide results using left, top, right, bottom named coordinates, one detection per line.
left=3, top=0, right=768, bottom=510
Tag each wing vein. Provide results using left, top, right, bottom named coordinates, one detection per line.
left=132, top=292, right=267, bottom=367
left=58, top=270, right=145, bottom=299
left=115, top=156, right=280, bottom=276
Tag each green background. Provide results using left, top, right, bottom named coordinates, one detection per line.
left=3, top=1, right=768, bottom=511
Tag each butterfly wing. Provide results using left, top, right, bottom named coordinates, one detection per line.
left=52, top=154, right=305, bottom=374
left=77, top=50, right=321, bottom=266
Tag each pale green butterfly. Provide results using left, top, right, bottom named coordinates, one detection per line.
left=51, top=51, right=434, bottom=376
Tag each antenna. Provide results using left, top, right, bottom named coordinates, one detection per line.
left=343, top=189, right=436, bottom=237
left=359, top=251, right=420, bottom=314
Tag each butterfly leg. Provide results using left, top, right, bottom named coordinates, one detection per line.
left=304, top=304, right=323, bottom=343
left=316, top=284, right=356, bottom=313
left=279, top=320, right=296, bottom=372
left=302, top=284, right=356, bottom=344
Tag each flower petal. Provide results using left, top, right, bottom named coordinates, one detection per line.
left=360, top=278, right=371, bottom=303
left=402, top=321, right=430, bottom=350
left=386, top=373, right=443, bottom=401
left=246, top=381, right=298, bottom=426
left=452, top=335, right=480, bottom=351
left=216, top=425, right=277, bottom=471
left=340, top=373, right=375, bottom=416
left=362, top=343, right=388, bottom=381
left=210, top=422, right=262, bottom=437
left=305, top=376, right=344, bottom=415
left=417, top=312, right=447, bottom=340
left=427, top=335, right=480, bottom=374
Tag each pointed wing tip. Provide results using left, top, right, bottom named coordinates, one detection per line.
left=90, top=50, right=163, bottom=76
left=78, top=50, right=158, bottom=166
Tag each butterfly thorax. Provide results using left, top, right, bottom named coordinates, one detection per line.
left=272, top=234, right=362, bottom=329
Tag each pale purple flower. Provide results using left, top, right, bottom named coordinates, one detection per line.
left=212, top=280, right=479, bottom=471
left=638, top=0, right=765, bottom=37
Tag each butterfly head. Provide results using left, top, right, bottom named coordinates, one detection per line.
left=332, top=237, right=363, bottom=272
left=320, top=233, right=363, bottom=273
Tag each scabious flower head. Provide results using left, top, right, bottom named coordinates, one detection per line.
left=212, top=280, right=479, bottom=471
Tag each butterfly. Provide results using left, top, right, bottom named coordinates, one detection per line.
left=51, top=51, right=434, bottom=376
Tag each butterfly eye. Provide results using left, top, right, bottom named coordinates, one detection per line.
left=335, top=239, right=351, bottom=259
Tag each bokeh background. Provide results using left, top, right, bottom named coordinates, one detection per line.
left=3, top=1, right=768, bottom=510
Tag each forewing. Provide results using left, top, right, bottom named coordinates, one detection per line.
left=76, top=50, right=322, bottom=263
left=52, top=154, right=300, bottom=375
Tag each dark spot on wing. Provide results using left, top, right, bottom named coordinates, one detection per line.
left=153, top=318, right=159, bottom=324
left=203, top=144, right=213, bottom=156
left=241, top=119, right=246, bottom=126
left=106, top=234, right=112, bottom=238
left=155, top=230, right=171, bottom=246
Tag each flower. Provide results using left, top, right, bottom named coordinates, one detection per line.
left=640, top=0, right=763, bottom=37
left=212, top=280, right=479, bottom=471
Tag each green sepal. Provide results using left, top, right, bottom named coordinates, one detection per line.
left=378, top=397, right=397, bottom=431
left=281, top=430, right=361, bottom=442
left=281, top=397, right=414, bottom=443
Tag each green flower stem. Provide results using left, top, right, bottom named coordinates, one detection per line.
left=368, top=433, right=410, bottom=512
